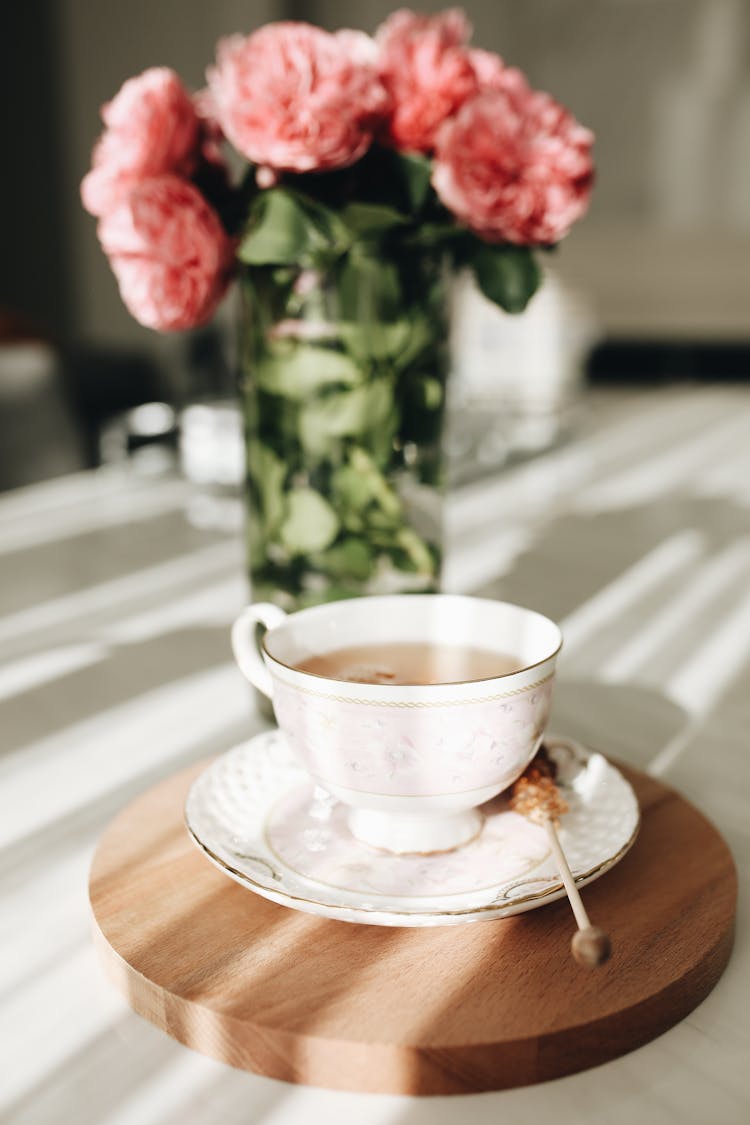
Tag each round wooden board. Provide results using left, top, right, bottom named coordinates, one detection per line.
left=89, top=755, right=736, bottom=1095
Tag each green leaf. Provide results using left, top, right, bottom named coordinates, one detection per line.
left=313, top=538, right=373, bottom=581
left=376, top=148, right=433, bottom=213
left=402, top=222, right=460, bottom=250
left=470, top=243, right=541, bottom=313
left=331, top=448, right=405, bottom=535
left=299, top=192, right=353, bottom=254
left=365, top=405, right=400, bottom=469
left=335, top=311, right=436, bottom=371
left=349, top=447, right=402, bottom=518
left=255, top=342, right=362, bottom=400
left=337, top=320, right=413, bottom=365
left=395, top=527, right=437, bottom=575
left=279, top=488, right=339, bottom=553
left=247, top=442, right=286, bottom=535
left=331, top=463, right=374, bottom=515
left=238, top=190, right=312, bottom=266
left=418, top=377, right=444, bottom=411
left=336, top=249, right=401, bottom=322
left=340, top=201, right=409, bottom=238
left=246, top=508, right=267, bottom=569
left=298, top=380, right=394, bottom=457
left=237, top=188, right=351, bottom=267
left=392, top=315, right=436, bottom=370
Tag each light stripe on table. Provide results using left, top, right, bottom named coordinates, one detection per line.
left=0, top=577, right=245, bottom=706
left=0, top=477, right=192, bottom=556
left=104, top=575, right=244, bottom=643
left=0, top=576, right=244, bottom=704
left=443, top=526, right=533, bottom=592
left=0, top=947, right=126, bottom=1110
left=447, top=386, right=739, bottom=536
left=86, top=1054, right=235, bottom=1125
left=693, top=443, right=750, bottom=500
left=665, top=582, right=750, bottom=717
left=575, top=411, right=750, bottom=512
left=0, top=464, right=149, bottom=521
left=559, top=530, right=706, bottom=652
left=0, top=842, right=92, bottom=999
left=0, top=644, right=108, bottom=703
left=3, top=1018, right=184, bottom=1125
left=599, top=537, right=750, bottom=683
left=0, top=664, right=251, bottom=849
left=443, top=390, right=735, bottom=596
left=0, top=540, right=240, bottom=646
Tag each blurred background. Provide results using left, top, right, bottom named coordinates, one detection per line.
left=2, top=0, right=749, bottom=491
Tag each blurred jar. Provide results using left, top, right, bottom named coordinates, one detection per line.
left=447, top=269, right=600, bottom=484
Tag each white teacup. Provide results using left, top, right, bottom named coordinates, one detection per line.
left=232, top=594, right=561, bottom=855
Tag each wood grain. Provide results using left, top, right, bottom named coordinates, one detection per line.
left=89, top=756, right=737, bottom=1095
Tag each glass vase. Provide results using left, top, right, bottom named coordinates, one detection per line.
left=239, top=246, right=449, bottom=610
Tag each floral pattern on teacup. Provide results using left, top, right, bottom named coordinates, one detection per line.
left=271, top=676, right=553, bottom=796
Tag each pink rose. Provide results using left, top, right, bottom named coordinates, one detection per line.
left=81, top=68, right=200, bottom=217
left=207, top=22, right=389, bottom=172
left=375, top=8, right=479, bottom=153
left=468, top=48, right=529, bottom=98
left=98, top=175, right=233, bottom=331
left=432, top=88, right=594, bottom=245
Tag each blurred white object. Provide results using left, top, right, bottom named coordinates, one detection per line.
left=180, top=401, right=243, bottom=487
left=179, top=400, right=244, bottom=531
left=99, top=402, right=177, bottom=475
left=448, top=269, right=600, bottom=480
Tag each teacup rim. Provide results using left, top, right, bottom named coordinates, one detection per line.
left=261, top=593, right=563, bottom=689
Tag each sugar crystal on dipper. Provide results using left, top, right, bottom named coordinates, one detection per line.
left=510, top=749, right=569, bottom=826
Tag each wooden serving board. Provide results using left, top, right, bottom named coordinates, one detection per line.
left=89, top=756, right=736, bottom=1095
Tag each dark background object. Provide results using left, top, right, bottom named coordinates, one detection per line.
left=1, top=2, right=73, bottom=343
left=589, top=342, right=750, bottom=385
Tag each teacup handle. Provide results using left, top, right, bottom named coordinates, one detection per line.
left=231, top=603, right=287, bottom=700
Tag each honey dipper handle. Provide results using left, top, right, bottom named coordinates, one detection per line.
left=544, top=819, right=611, bottom=967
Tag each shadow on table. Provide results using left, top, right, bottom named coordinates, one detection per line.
left=0, top=624, right=239, bottom=759
left=551, top=677, right=689, bottom=772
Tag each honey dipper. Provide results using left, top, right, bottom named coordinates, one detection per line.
left=510, top=748, right=611, bottom=968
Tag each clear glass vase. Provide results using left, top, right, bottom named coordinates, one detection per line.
left=239, top=246, right=449, bottom=609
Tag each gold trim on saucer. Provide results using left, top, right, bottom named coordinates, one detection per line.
left=186, top=820, right=639, bottom=918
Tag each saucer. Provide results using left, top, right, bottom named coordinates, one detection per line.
left=185, top=732, right=639, bottom=927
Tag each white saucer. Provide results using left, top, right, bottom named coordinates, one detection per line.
left=185, top=731, right=639, bottom=927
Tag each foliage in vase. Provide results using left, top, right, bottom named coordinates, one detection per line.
left=82, top=9, right=594, bottom=605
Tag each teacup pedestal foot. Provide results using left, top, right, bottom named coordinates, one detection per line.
left=347, top=807, right=483, bottom=855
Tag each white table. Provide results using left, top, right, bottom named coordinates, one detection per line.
left=1, top=385, right=748, bottom=1124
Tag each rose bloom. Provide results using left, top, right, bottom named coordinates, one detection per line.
left=376, top=8, right=479, bottom=153
left=81, top=68, right=200, bottom=217
left=207, top=22, right=389, bottom=172
left=98, top=175, right=233, bottom=331
left=432, top=88, right=594, bottom=245
left=468, top=47, right=529, bottom=99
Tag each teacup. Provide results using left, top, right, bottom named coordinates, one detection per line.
left=232, top=594, right=562, bottom=854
